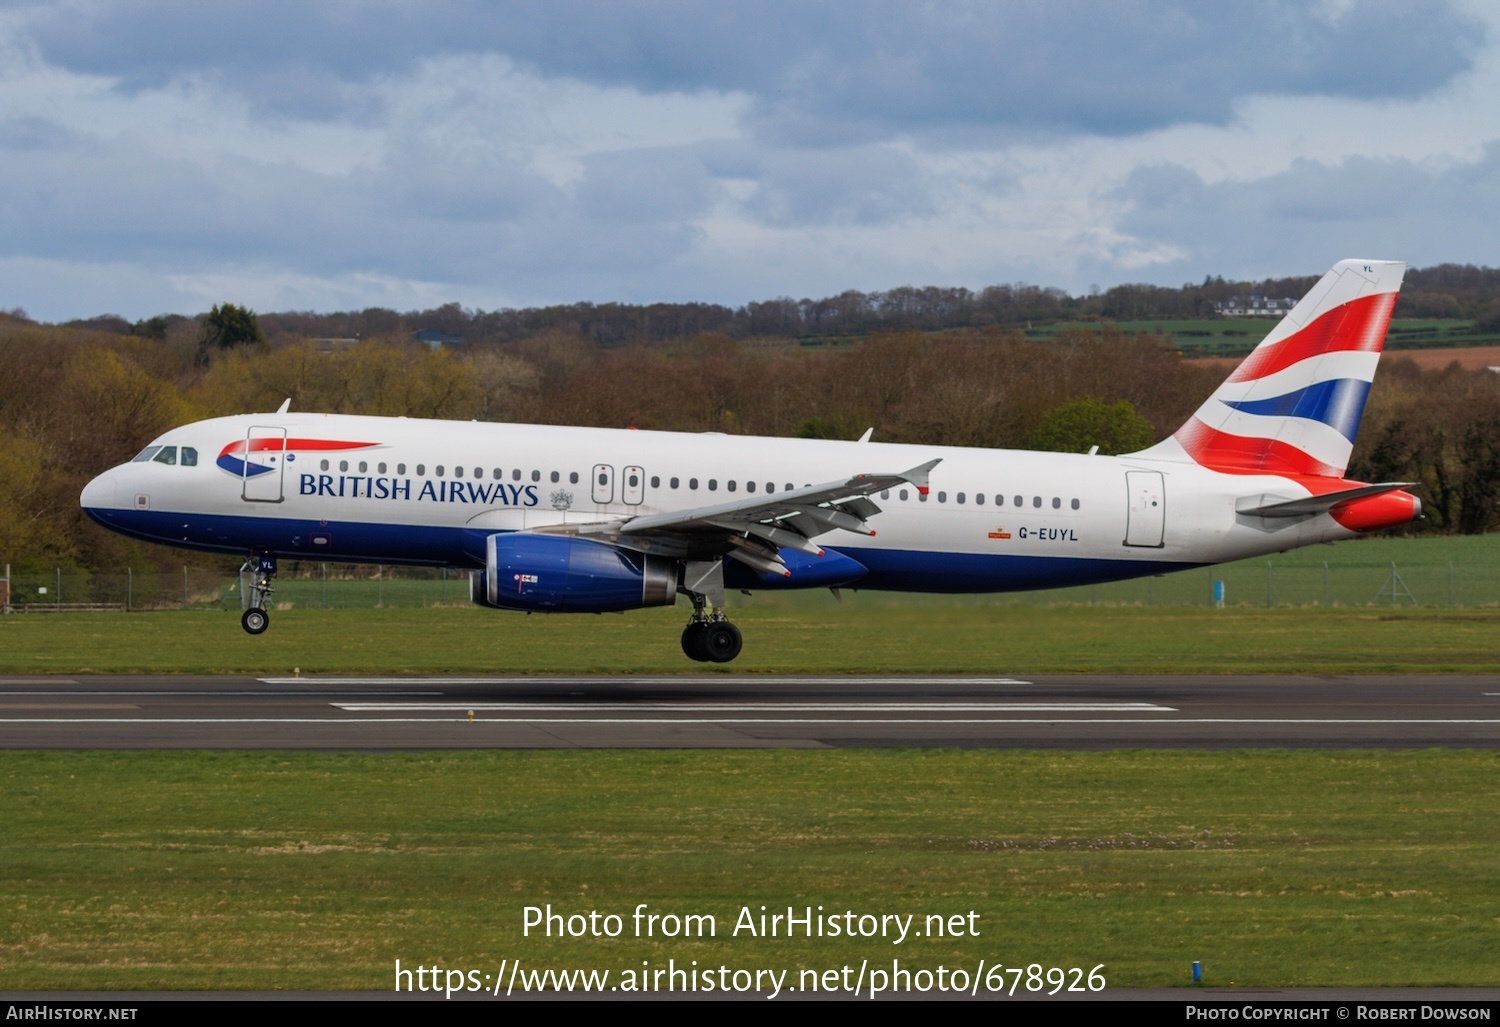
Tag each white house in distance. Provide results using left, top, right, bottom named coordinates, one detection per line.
left=1215, top=295, right=1297, bottom=317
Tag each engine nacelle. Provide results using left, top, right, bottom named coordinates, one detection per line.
left=471, top=533, right=677, bottom=612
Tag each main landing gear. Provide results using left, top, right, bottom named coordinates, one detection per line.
left=679, top=559, right=743, bottom=663
left=681, top=616, right=743, bottom=663
left=239, top=554, right=277, bottom=635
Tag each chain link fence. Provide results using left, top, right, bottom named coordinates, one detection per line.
left=2, top=537, right=1499, bottom=613
left=0, top=562, right=467, bottom=612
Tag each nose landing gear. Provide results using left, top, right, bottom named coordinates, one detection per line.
left=239, top=554, right=277, bottom=635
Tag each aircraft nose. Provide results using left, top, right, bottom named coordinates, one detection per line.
left=80, top=469, right=119, bottom=511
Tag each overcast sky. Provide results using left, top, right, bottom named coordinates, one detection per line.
left=2, top=0, right=1497, bottom=321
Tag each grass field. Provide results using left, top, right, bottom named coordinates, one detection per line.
left=4, top=537, right=1499, bottom=993
left=2, top=749, right=1496, bottom=991
left=3, top=604, right=1500, bottom=675
left=1020, top=317, right=1500, bottom=359
left=4, top=534, right=1500, bottom=675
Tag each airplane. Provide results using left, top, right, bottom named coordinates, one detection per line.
left=80, top=259, right=1420, bottom=663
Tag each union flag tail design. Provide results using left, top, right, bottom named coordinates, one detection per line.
left=1139, top=259, right=1404, bottom=477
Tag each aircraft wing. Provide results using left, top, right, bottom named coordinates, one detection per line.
left=539, top=457, right=941, bottom=576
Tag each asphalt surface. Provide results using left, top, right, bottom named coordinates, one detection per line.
left=2, top=673, right=1498, bottom=748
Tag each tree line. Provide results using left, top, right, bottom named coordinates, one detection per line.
left=1, top=306, right=1496, bottom=578
left=32, top=264, right=1500, bottom=352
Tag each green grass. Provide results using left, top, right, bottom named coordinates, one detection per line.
left=13, top=532, right=1500, bottom=612
left=6, top=535, right=1500, bottom=675
left=2, top=750, right=1495, bottom=990
left=3, top=604, right=1500, bottom=675
left=1019, top=317, right=1500, bottom=358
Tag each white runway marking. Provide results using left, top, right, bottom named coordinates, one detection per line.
left=4, top=718, right=1499, bottom=726
left=258, top=676, right=1035, bottom=686
left=329, top=702, right=1175, bottom=713
left=0, top=690, right=443, bottom=697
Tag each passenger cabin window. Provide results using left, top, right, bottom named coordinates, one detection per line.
left=651, top=475, right=660, bottom=488
left=690, top=478, right=699, bottom=489
left=416, top=464, right=426, bottom=476
left=746, top=481, right=756, bottom=493
left=397, top=463, right=407, bottom=475
left=532, top=470, right=540, bottom=482
left=975, top=493, right=984, bottom=506
left=1052, top=497, right=1061, bottom=509
left=378, top=462, right=387, bottom=474
left=1072, top=499, right=1081, bottom=510
left=454, top=466, right=463, bottom=478
left=359, top=461, right=368, bottom=473
left=1032, top=496, right=1042, bottom=508
left=899, top=489, right=909, bottom=501
left=708, top=479, right=718, bottom=491
left=435, top=465, right=445, bottom=477
left=569, top=472, right=579, bottom=484
left=727, top=480, right=736, bottom=492
left=339, top=460, right=348, bottom=472
left=552, top=471, right=561, bottom=483
left=513, top=469, right=522, bottom=481
left=670, top=477, right=679, bottom=488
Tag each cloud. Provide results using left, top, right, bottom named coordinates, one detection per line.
left=0, top=0, right=1494, bottom=319
left=1113, top=144, right=1500, bottom=280
left=17, top=1, right=1484, bottom=137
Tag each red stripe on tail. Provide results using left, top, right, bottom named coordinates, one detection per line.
left=1174, top=417, right=1342, bottom=477
left=1228, top=291, right=1396, bottom=383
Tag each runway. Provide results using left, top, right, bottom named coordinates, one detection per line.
left=2, top=673, right=1498, bottom=749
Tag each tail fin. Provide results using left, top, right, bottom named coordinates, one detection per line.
left=1138, top=259, right=1405, bottom=477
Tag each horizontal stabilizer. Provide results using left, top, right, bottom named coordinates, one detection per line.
left=1235, top=482, right=1416, bottom=518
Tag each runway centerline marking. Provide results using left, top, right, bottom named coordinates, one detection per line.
left=259, top=676, right=1035, bottom=687
left=330, top=701, right=1173, bottom=712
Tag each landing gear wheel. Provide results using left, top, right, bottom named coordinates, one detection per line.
left=681, top=622, right=711, bottom=662
left=701, top=621, right=743, bottom=664
left=242, top=608, right=269, bottom=635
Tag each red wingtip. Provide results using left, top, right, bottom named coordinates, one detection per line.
left=869, top=530, right=877, bottom=537
left=815, top=548, right=825, bottom=557
left=917, top=486, right=929, bottom=496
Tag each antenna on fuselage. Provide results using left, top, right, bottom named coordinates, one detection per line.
left=276, top=398, right=291, bottom=414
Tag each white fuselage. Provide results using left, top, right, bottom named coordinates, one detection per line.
left=81, top=412, right=1364, bottom=593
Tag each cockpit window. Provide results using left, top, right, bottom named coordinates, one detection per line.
left=181, top=447, right=198, bottom=467
left=132, top=446, right=162, bottom=463
left=152, top=446, right=178, bottom=465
